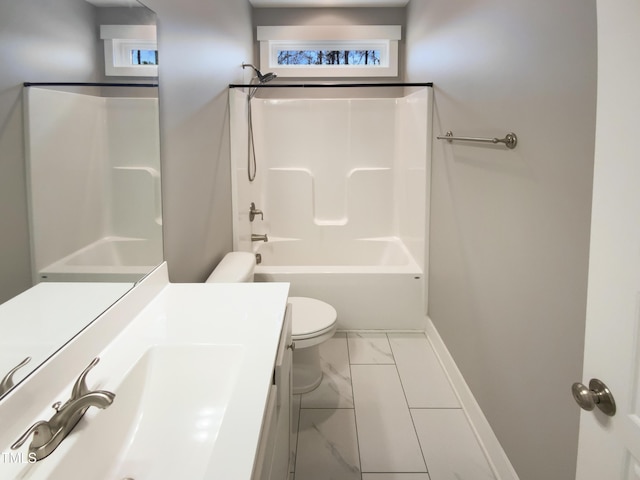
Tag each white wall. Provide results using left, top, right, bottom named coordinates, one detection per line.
left=405, top=1, right=597, bottom=479
left=143, top=0, right=254, bottom=282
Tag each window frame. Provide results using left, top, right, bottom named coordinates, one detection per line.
left=100, top=25, right=158, bottom=77
left=257, top=25, right=400, bottom=78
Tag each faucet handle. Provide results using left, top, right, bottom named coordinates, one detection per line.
left=249, top=202, right=264, bottom=222
left=71, top=357, right=100, bottom=400
left=11, top=420, right=52, bottom=450
left=0, top=356, right=31, bottom=395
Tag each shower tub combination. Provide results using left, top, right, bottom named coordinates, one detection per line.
left=230, top=85, right=432, bottom=330
left=24, top=86, right=163, bottom=283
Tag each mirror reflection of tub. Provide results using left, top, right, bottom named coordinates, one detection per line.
left=37, top=237, right=163, bottom=282
left=0, top=0, right=162, bottom=401
left=24, top=86, right=163, bottom=285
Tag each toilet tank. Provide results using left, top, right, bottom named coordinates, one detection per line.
left=206, top=252, right=256, bottom=283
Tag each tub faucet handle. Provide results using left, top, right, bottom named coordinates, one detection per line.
left=249, top=202, right=263, bottom=222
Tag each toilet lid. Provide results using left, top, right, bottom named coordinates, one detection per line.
left=289, top=297, right=337, bottom=336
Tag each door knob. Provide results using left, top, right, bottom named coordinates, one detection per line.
left=571, top=378, right=616, bottom=416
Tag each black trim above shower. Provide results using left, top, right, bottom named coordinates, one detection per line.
left=24, top=82, right=159, bottom=88
left=229, top=82, right=433, bottom=89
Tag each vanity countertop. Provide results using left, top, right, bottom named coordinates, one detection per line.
left=0, top=264, right=290, bottom=480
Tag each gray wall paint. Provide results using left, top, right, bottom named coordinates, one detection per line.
left=0, top=0, right=101, bottom=304
left=0, top=0, right=254, bottom=302
left=405, top=1, right=597, bottom=479
left=252, top=7, right=406, bottom=82
left=143, top=0, right=253, bottom=282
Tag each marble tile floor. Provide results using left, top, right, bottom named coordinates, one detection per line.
left=290, top=332, right=496, bottom=480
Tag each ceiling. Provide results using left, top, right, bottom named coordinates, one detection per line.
left=249, top=0, right=409, bottom=7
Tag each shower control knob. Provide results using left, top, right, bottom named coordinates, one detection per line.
left=249, top=202, right=263, bottom=222
left=571, top=378, right=616, bottom=416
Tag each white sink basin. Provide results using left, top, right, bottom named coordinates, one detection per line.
left=45, top=344, right=244, bottom=480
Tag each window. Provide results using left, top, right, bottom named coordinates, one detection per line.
left=257, top=26, right=400, bottom=78
left=130, top=49, right=158, bottom=66
left=276, top=47, right=382, bottom=66
left=101, top=25, right=158, bottom=77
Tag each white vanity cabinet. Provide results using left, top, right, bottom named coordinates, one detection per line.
left=253, top=304, right=293, bottom=480
left=0, top=266, right=293, bottom=480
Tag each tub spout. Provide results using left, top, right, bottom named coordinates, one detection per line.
left=251, top=234, right=268, bottom=242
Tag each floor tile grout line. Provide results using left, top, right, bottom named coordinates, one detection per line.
left=350, top=362, right=396, bottom=365
left=389, top=333, right=430, bottom=474
left=410, top=407, right=463, bottom=410
left=296, top=332, right=458, bottom=479
left=346, top=332, right=364, bottom=479
left=348, top=331, right=396, bottom=366
left=385, top=332, right=397, bottom=364
left=299, top=407, right=355, bottom=410
left=361, top=471, right=433, bottom=474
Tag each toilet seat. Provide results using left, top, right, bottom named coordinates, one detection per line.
left=288, top=297, right=337, bottom=349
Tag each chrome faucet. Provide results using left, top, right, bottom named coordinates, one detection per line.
left=251, top=233, right=268, bottom=242
left=11, top=357, right=115, bottom=461
left=249, top=202, right=264, bottom=222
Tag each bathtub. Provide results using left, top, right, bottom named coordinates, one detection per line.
left=254, top=237, right=426, bottom=330
left=37, top=237, right=162, bottom=283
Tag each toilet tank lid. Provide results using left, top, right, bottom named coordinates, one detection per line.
left=206, top=251, right=256, bottom=283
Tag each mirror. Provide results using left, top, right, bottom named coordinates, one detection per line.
left=0, top=0, right=162, bottom=400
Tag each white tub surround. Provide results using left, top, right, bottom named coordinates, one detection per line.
left=230, top=86, right=432, bottom=330
left=24, top=87, right=163, bottom=284
left=0, top=264, right=290, bottom=480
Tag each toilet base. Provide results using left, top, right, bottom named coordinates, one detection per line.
left=292, top=344, right=323, bottom=394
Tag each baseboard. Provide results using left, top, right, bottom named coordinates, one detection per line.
left=424, top=316, right=520, bottom=480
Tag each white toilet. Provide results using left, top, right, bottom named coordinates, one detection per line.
left=206, top=252, right=337, bottom=394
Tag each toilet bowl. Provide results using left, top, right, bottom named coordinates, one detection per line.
left=287, top=296, right=337, bottom=393
left=206, top=252, right=337, bottom=394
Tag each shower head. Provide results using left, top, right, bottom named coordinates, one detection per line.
left=242, top=63, right=277, bottom=83
left=259, top=71, right=277, bottom=84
